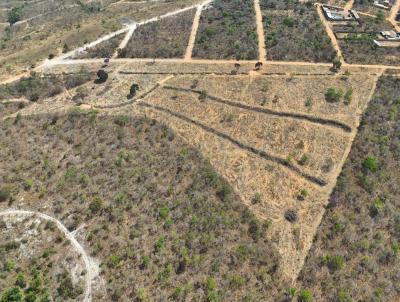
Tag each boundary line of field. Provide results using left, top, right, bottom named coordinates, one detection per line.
left=162, top=86, right=353, bottom=132
left=138, top=101, right=327, bottom=186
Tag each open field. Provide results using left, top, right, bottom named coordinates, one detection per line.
left=119, top=9, right=196, bottom=59
left=193, top=0, right=259, bottom=60
left=298, top=75, right=400, bottom=301
left=262, top=2, right=337, bottom=62
left=105, top=70, right=379, bottom=279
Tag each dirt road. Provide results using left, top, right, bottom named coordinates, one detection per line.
left=0, top=209, right=95, bottom=302
left=254, top=0, right=267, bottom=62
left=388, top=0, right=400, bottom=31
left=185, top=1, right=214, bottom=61
left=344, top=0, right=355, bottom=11
left=316, top=3, right=343, bottom=61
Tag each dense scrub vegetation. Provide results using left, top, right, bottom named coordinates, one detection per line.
left=193, top=0, right=259, bottom=60
left=119, top=9, right=195, bottom=58
left=0, top=112, right=286, bottom=301
left=262, top=2, right=336, bottom=62
left=298, top=76, right=400, bottom=301
left=0, top=217, right=85, bottom=301
left=0, top=72, right=92, bottom=102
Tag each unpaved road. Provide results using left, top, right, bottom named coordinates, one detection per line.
left=254, top=0, right=267, bottom=62
left=388, top=0, right=400, bottom=31
left=185, top=1, right=214, bottom=60
left=344, top=0, right=355, bottom=11
left=316, top=3, right=343, bottom=61
left=0, top=209, right=94, bottom=302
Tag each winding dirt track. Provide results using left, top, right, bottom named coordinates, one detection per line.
left=0, top=209, right=93, bottom=302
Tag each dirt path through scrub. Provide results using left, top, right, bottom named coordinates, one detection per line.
left=254, top=0, right=267, bottom=62
left=316, top=3, right=343, bottom=61
left=185, top=1, right=213, bottom=61
left=344, top=0, right=355, bottom=11
left=388, top=0, right=400, bottom=31
left=0, top=209, right=96, bottom=302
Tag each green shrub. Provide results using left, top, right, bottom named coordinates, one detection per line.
left=363, top=156, right=379, bottom=172
left=89, top=197, right=102, bottom=214
left=0, top=186, right=11, bottom=202
left=283, top=16, right=295, bottom=27
left=304, top=97, right=313, bottom=108
left=325, top=88, right=343, bottom=103
left=23, top=179, right=33, bottom=191
left=299, top=289, right=313, bottom=302
left=4, top=260, right=16, bottom=271
left=372, top=197, right=385, bottom=213
left=8, top=7, right=22, bottom=25
left=159, top=206, right=170, bottom=220
left=252, top=192, right=262, bottom=204
left=154, top=236, right=166, bottom=252
left=114, top=116, right=129, bottom=127
left=322, top=254, right=345, bottom=271
left=299, top=154, right=309, bottom=165
left=344, top=88, right=353, bottom=105
left=337, top=288, right=352, bottom=302
left=0, top=287, right=23, bottom=302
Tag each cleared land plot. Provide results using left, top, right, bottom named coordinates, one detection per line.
left=73, top=33, right=124, bottom=59
left=193, top=0, right=259, bottom=60
left=118, top=9, right=196, bottom=59
left=166, top=74, right=376, bottom=128
left=0, top=113, right=284, bottom=301
left=78, top=73, right=166, bottom=107
left=0, top=214, right=86, bottom=301
left=262, top=5, right=337, bottom=62
left=132, top=72, right=377, bottom=278
left=334, top=16, right=400, bottom=65
left=298, top=75, right=400, bottom=301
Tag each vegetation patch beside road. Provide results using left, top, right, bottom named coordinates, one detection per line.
left=262, top=2, right=337, bottom=62
left=298, top=75, right=400, bottom=301
left=193, top=0, right=259, bottom=60
left=119, top=9, right=196, bottom=59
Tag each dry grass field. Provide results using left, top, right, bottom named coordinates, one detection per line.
left=114, top=71, right=379, bottom=278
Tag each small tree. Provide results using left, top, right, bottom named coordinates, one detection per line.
left=62, top=43, right=69, bottom=54
left=332, top=57, right=342, bottom=72
left=96, top=69, right=108, bottom=83
left=325, top=87, right=343, bottom=103
left=129, top=83, right=139, bottom=98
left=8, top=7, right=22, bottom=25
left=375, top=11, right=385, bottom=23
